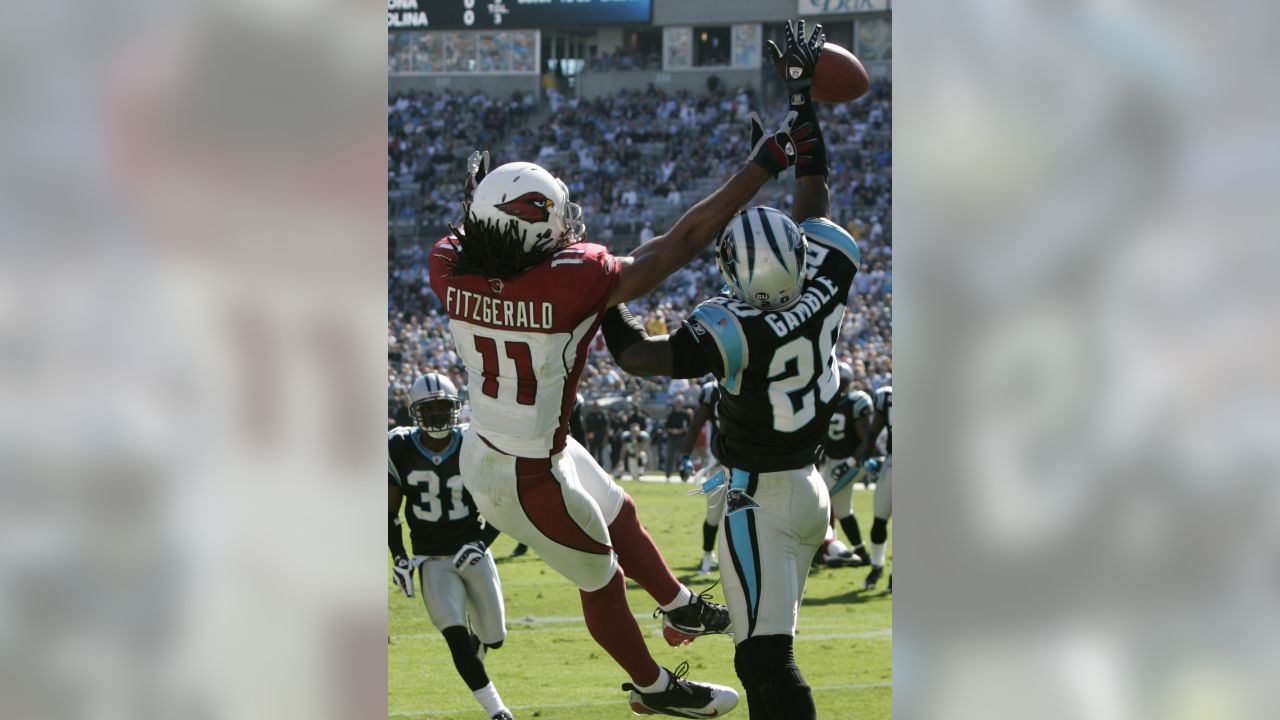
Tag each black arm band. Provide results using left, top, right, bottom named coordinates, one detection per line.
left=389, top=515, right=408, bottom=559
left=602, top=304, right=648, bottom=358
left=478, top=522, right=501, bottom=547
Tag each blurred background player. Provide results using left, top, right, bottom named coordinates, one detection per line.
left=388, top=373, right=513, bottom=720
left=600, top=20, right=852, bottom=719
left=854, top=384, right=892, bottom=592
left=662, top=398, right=691, bottom=480
left=613, top=422, right=650, bottom=480
left=427, top=113, right=810, bottom=715
left=680, top=380, right=725, bottom=576
left=815, top=362, right=874, bottom=567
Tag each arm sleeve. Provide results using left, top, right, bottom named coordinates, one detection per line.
left=669, top=322, right=724, bottom=379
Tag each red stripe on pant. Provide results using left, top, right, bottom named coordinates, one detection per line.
left=515, top=456, right=612, bottom=555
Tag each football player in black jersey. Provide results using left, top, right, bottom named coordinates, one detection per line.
left=679, top=380, right=726, bottom=576
left=597, top=20, right=852, bottom=719
left=854, top=385, right=892, bottom=592
left=389, top=373, right=513, bottom=720
left=815, top=362, right=874, bottom=567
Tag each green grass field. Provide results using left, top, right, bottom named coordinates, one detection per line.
left=389, top=477, right=892, bottom=719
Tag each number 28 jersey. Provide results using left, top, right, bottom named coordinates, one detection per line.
left=428, top=237, right=621, bottom=458
left=680, top=218, right=860, bottom=473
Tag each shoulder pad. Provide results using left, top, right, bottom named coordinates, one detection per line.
left=388, top=427, right=412, bottom=485
left=800, top=217, right=860, bottom=269
left=689, top=300, right=749, bottom=393
left=851, top=391, right=873, bottom=416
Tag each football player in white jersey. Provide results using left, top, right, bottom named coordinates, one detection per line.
left=389, top=374, right=512, bottom=720
left=598, top=21, right=851, bottom=719
left=427, top=106, right=813, bottom=716
left=854, top=385, right=892, bottom=592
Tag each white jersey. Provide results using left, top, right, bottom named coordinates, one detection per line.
left=430, top=238, right=622, bottom=457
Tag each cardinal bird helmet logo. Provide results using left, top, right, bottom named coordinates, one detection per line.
left=496, top=192, right=554, bottom=224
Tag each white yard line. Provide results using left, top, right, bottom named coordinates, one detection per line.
left=389, top=681, right=891, bottom=717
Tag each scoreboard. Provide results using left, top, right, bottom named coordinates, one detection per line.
left=389, top=0, right=653, bottom=31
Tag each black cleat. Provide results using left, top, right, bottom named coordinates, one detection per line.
left=509, top=544, right=528, bottom=558
left=655, top=584, right=732, bottom=646
left=490, top=712, right=514, bottom=720
left=864, top=565, right=884, bottom=591
left=622, top=661, right=739, bottom=717
left=852, top=545, right=871, bottom=567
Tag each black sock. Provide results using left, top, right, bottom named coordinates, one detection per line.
left=870, top=517, right=888, bottom=546
left=839, top=515, right=863, bottom=547
left=441, top=626, right=489, bottom=691
left=734, top=634, right=815, bottom=720
left=702, top=521, right=718, bottom=553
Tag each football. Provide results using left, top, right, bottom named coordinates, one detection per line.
left=811, top=42, right=870, bottom=104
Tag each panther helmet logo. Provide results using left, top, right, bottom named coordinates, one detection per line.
left=496, top=192, right=553, bottom=223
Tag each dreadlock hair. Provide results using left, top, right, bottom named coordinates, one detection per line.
left=446, top=212, right=558, bottom=280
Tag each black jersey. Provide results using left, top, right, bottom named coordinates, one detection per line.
left=823, top=390, right=874, bottom=459
left=679, top=218, right=860, bottom=473
left=388, top=425, right=490, bottom=556
left=874, top=386, right=892, bottom=455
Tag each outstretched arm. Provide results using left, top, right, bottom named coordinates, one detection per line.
left=793, top=175, right=831, bottom=223
left=607, top=109, right=809, bottom=306
left=600, top=304, right=720, bottom=380
left=767, top=20, right=832, bottom=223
left=608, top=164, right=769, bottom=306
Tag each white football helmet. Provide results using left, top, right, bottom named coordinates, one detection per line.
left=408, top=373, right=461, bottom=439
left=838, top=361, right=854, bottom=393
left=716, top=206, right=807, bottom=311
left=468, top=161, right=585, bottom=255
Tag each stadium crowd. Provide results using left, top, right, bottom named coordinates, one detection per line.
left=389, top=80, right=891, bottom=470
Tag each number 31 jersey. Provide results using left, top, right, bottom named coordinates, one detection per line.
left=682, top=218, right=860, bottom=474
left=428, top=237, right=621, bottom=458
left=388, top=425, right=488, bottom=556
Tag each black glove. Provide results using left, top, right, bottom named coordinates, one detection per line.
left=767, top=20, right=829, bottom=177
left=679, top=454, right=694, bottom=482
left=391, top=556, right=415, bottom=598
left=452, top=540, right=488, bottom=570
left=748, top=111, right=819, bottom=178
left=766, top=19, right=826, bottom=99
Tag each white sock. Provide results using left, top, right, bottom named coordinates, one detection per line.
left=660, top=585, right=694, bottom=612
left=702, top=551, right=715, bottom=563
left=472, top=683, right=506, bottom=716
left=633, top=667, right=670, bottom=694
left=870, top=542, right=886, bottom=567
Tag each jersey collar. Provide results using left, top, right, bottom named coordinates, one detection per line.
left=411, top=427, right=460, bottom=465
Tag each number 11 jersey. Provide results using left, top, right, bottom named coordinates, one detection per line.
left=428, top=237, right=621, bottom=458
left=680, top=218, right=860, bottom=474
